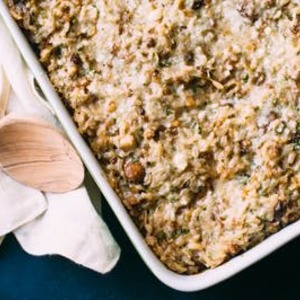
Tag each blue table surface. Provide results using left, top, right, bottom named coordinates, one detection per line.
left=1, top=197, right=300, bottom=300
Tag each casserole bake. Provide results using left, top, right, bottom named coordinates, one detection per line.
left=2, top=0, right=300, bottom=290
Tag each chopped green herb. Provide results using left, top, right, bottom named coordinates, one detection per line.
left=172, top=228, right=190, bottom=238
left=241, top=73, right=249, bottom=83
left=238, top=175, right=250, bottom=185
left=134, top=127, right=144, bottom=140
left=293, top=135, right=300, bottom=150
left=198, top=125, right=202, bottom=134
left=294, top=143, right=300, bottom=151
left=158, top=52, right=172, bottom=68
left=156, top=230, right=167, bottom=241
left=184, top=77, right=202, bottom=93
left=163, top=106, right=173, bottom=115
left=170, top=197, right=178, bottom=203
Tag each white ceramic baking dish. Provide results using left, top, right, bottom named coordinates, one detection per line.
left=2, top=2, right=300, bottom=292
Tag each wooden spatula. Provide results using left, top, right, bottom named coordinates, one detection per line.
left=0, top=117, right=84, bottom=193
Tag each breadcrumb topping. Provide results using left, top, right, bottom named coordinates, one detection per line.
left=8, top=0, right=300, bottom=274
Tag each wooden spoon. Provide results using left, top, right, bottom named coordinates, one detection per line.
left=0, top=117, right=84, bottom=193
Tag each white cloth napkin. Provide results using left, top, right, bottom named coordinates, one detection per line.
left=0, top=17, right=120, bottom=273
left=0, top=171, right=47, bottom=237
